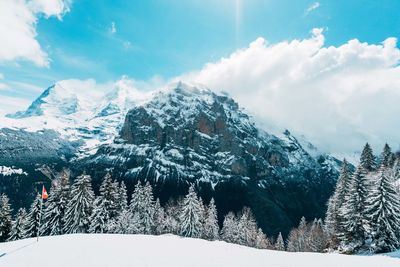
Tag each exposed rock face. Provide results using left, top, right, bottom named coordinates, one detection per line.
left=81, top=83, right=341, bottom=236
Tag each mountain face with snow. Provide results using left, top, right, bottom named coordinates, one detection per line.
left=0, top=81, right=340, bottom=235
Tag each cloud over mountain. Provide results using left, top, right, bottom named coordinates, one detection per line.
left=180, top=29, right=400, bottom=156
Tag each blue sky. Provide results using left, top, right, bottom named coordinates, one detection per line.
left=1, top=0, right=400, bottom=100
left=2, top=0, right=400, bottom=155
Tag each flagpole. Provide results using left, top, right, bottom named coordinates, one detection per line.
left=37, top=186, right=44, bottom=242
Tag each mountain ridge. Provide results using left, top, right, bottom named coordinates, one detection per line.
left=0, top=81, right=341, bottom=235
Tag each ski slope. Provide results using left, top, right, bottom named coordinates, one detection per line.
left=0, top=234, right=399, bottom=267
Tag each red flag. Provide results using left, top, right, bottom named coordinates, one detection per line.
left=42, top=185, right=48, bottom=200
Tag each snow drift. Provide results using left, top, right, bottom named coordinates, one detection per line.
left=0, top=234, right=399, bottom=267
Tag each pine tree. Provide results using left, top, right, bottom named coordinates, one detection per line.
left=255, top=228, right=272, bottom=249
left=308, top=219, right=327, bottom=252
left=99, top=173, right=119, bottom=220
left=221, top=212, right=239, bottom=244
left=89, top=197, right=109, bottom=233
left=179, top=185, right=204, bottom=238
left=63, top=174, right=95, bottom=234
left=339, top=166, right=370, bottom=251
left=202, top=198, right=219, bottom=241
left=43, top=173, right=70, bottom=236
left=390, top=159, right=400, bottom=195
left=275, top=232, right=285, bottom=251
left=366, top=168, right=400, bottom=252
left=380, top=144, right=395, bottom=168
left=88, top=174, right=119, bottom=233
left=287, top=217, right=309, bottom=252
left=8, top=208, right=28, bottom=241
left=237, top=207, right=258, bottom=247
left=118, top=181, right=128, bottom=213
left=0, top=194, right=13, bottom=242
left=164, top=199, right=179, bottom=235
left=24, top=194, right=44, bottom=238
left=141, top=182, right=156, bottom=234
left=108, top=209, right=136, bottom=234
left=360, top=143, right=376, bottom=172
left=325, top=159, right=352, bottom=244
left=153, top=198, right=166, bottom=235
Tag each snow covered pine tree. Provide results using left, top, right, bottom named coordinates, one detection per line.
left=0, top=194, right=13, bottom=242
left=8, top=208, right=28, bottom=241
left=366, top=168, right=400, bottom=252
left=63, top=174, right=95, bottom=234
left=179, top=185, right=204, bottom=238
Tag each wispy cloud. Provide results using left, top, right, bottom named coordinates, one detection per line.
left=0, top=73, right=8, bottom=90
left=304, top=2, right=320, bottom=16
left=8, top=81, right=44, bottom=93
left=0, top=95, right=31, bottom=116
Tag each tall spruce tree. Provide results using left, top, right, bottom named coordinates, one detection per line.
left=24, top=194, right=44, bottom=238
left=153, top=198, right=166, bottom=235
left=360, top=143, right=376, bottom=172
left=141, top=182, right=156, bottom=234
left=164, top=199, right=180, bottom=235
left=287, top=216, right=309, bottom=252
left=325, top=159, right=352, bottom=243
left=99, top=173, right=119, bottom=219
left=0, top=194, right=13, bottom=242
left=202, top=198, right=219, bottom=241
left=179, top=185, right=204, bottom=238
left=118, top=181, right=128, bottom=213
left=308, top=219, right=327, bottom=252
left=108, top=209, right=135, bottom=234
left=237, top=207, right=258, bottom=247
left=380, top=144, right=395, bottom=168
left=275, top=232, right=285, bottom=251
left=390, top=159, right=400, bottom=195
left=89, top=196, right=109, bottom=233
left=339, top=166, right=370, bottom=251
left=255, top=228, right=272, bottom=249
left=366, top=169, right=400, bottom=252
left=8, top=208, right=28, bottom=241
left=63, top=174, right=95, bottom=234
left=221, top=212, right=239, bottom=244
left=89, top=174, right=119, bottom=233
left=43, top=173, right=70, bottom=236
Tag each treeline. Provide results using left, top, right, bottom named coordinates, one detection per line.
left=0, top=171, right=287, bottom=250
left=2, top=143, right=398, bottom=255
left=325, top=143, right=400, bottom=253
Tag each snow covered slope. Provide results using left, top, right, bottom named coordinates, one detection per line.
left=0, top=234, right=399, bottom=267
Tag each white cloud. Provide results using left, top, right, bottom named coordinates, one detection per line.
left=180, top=29, right=400, bottom=156
left=304, top=2, right=320, bottom=16
left=110, top=22, right=117, bottom=34
left=0, top=95, right=31, bottom=116
left=0, top=73, right=8, bottom=90
left=0, top=0, right=71, bottom=67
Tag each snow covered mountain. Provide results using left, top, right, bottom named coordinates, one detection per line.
left=3, top=79, right=151, bottom=157
left=1, top=234, right=399, bottom=267
left=0, top=81, right=341, bottom=235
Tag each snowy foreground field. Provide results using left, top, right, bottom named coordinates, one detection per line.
left=0, top=234, right=399, bottom=267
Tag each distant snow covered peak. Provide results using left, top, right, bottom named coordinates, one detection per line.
left=7, top=79, right=106, bottom=119
left=1, top=78, right=154, bottom=157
